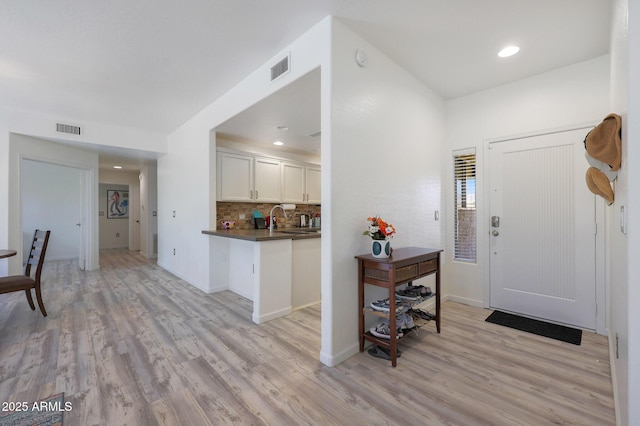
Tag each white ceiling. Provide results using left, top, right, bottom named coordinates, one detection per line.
left=216, top=68, right=321, bottom=155
left=0, top=0, right=612, bottom=163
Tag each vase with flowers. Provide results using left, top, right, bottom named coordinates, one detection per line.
left=363, top=216, right=396, bottom=258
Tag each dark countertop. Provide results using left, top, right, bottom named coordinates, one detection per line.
left=202, top=228, right=321, bottom=241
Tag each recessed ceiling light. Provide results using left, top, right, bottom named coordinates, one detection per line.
left=498, top=45, right=520, bottom=58
left=273, top=141, right=284, bottom=146
left=113, top=165, right=123, bottom=169
left=276, top=126, right=289, bottom=131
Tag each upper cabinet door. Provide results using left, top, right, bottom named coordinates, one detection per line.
left=282, top=163, right=305, bottom=203
left=305, top=167, right=321, bottom=204
left=254, top=157, right=282, bottom=202
left=220, top=153, right=253, bottom=201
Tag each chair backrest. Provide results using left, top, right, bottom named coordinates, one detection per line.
left=25, top=230, right=51, bottom=282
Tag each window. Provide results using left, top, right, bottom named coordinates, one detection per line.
left=453, top=150, right=476, bottom=262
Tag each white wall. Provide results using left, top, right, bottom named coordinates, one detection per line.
left=625, top=0, right=640, bottom=421
left=98, top=183, right=129, bottom=249
left=159, top=18, right=330, bottom=292
left=609, top=0, right=637, bottom=424
left=324, top=19, right=445, bottom=366
left=444, top=56, right=610, bottom=309
left=21, top=160, right=82, bottom=261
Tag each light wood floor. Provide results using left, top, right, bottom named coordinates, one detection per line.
left=0, top=249, right=615, bottom=425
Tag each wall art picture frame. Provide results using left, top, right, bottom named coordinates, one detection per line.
left=107, top=190, right=129, bottom=219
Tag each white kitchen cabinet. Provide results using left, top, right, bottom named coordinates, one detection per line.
left=219, top=152, right=281, bottom=202
left=282, top=163, right=305, bottom=203
left=282, top=162, right=321, bottom=204
left=305, top=166, right=321, bottom=204
left=254, top=157, right=282, bottom=202
left=220, top=152, right=253, bottom=201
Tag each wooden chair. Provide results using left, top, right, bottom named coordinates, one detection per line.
left=0, top=230, right=51, bottom=316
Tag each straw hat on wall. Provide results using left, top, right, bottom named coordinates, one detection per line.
left=583, top=113, right=622, bottom=205
left=584, top=113, right=622, bottom=171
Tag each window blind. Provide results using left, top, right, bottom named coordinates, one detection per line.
left=453, top=150, right=476, bottom=262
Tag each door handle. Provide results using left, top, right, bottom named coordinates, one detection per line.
left=492, top=230, right=499, bottom=236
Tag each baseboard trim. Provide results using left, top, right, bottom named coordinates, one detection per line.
left=609, top=333, right=622, bottom=426
left=45, top=256, right=79, bottom=262
left=445, top=294, right=484, bottom=308
left=293, top=300, right=321, bottom=311
left=252, top=306, right=292, bottom=324
left=157, top=261, right=211, bottom=293
left=320, top=342, right=359, bottom=367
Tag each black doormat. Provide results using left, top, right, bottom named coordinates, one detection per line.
left=485, top=310, right=582, bottom=345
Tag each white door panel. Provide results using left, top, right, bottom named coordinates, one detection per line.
left=489, top=129, right=596, bottom=329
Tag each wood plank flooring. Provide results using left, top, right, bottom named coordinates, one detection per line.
left=0, top=249, right=615, bottom=425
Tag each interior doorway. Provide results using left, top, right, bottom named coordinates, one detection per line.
left=19, top=157, right=94, bottom=271
left=97, top=165, right=157, bottom=258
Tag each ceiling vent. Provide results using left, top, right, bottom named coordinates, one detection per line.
left=270, top=54, right=290, bottom=82
left=308, top=130, right=321, bottom=138
left=56, top=122, right=81, bottom=136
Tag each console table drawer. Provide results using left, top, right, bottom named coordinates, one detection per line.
left=363, top=264, right=419, bottom=283
left=419, top=259, right=438, bottom=275
left=396, top=264, right=418, bottom=282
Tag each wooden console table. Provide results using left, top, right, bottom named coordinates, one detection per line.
left=356, top=247, right=442, bottom=366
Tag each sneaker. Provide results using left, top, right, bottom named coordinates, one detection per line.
left=410, top=308, right=435, bottom=321
left=396, top=284, right=433, bottom=300
left=368, top=345, right=402, bottom=360
left=370, top=298, right=404, bottom=313
left=370, top=319, right=403, bottom=339
left=368, top=345, right=391, bottom=360
left=396, top=312, right=415, bottom=329
left=376, top=345, right=402, bottom=358
left=395, top=288, right=421, bottom=300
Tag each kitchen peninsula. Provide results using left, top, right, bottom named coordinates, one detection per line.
left=202, top=228, right=321, bottom=324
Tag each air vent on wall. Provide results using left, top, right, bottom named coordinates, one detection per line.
left=56, top=122, right=81, bottom=135
left=270, top=54, right=290, bottom=82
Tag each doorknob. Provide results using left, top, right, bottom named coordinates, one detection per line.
left=76, top=223, right=81, bottom=227
left=492, top=230, right=499, bottom=236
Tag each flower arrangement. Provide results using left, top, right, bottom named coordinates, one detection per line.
left=363, top=216, right=396, bottom=240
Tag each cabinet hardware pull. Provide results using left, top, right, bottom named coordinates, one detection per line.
left=256, top=190, right=259, bottom=199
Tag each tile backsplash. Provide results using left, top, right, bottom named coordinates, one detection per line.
left=217, top=202, right=321, bottom=230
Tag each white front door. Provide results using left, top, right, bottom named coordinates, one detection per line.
left=489, top=128, right=596, bottom=329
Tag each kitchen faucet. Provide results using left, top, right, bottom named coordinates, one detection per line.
left=269, top=204, right=296, bottom=234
